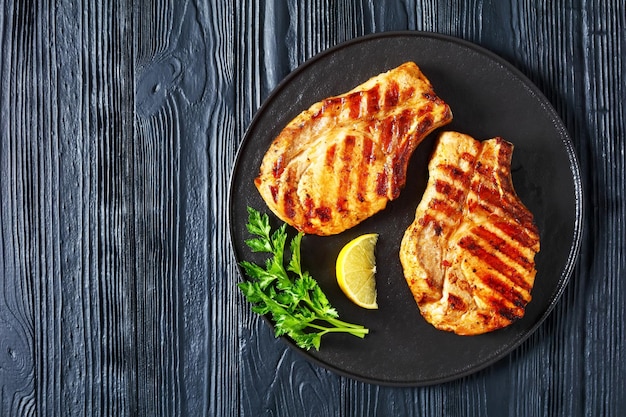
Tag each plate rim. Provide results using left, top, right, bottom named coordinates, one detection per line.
left=227, top=30, right=585, bottom=386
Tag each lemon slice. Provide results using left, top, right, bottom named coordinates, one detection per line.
left=336, top=233, right=379, bottom=309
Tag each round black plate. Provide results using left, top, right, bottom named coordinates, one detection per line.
left=228, top=32, right=583, bottom=386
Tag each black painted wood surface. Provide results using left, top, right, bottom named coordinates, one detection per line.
left=0, top=1, right=624, bottom=416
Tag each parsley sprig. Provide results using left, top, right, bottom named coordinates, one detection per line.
left=238, top=207, right=369, bottom=350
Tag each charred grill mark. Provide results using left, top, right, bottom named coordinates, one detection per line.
left=304, top=195, right=314, bottom=218
left=495, top=138, right=513, bottom=165
left=270, top=185, right=279, bottom=202
left=272, top=154, right=285, bottom=178
left=494, top=221, right=539, bottom=250
left=281, top=167, right=299, bottom=220
left=325, top=144, right=337, bottom=168
left=402, top=86, right=416, bottom=101
left=498, top=307, right=523, bottom=322
left=448, top=293, right=466, bottom=311
left=460, top=151, right=477, bottom=164
left=391, top=145, right=409, bottom=198
left=376, top=171, right=388, bottom=196
left=458, top=236, right=532, bottom=292
left=428, top=198, right=459, bottom=218
left=316, top=206, right=332, bottom=222
left=422, top=91, right=439, bottom=101
left=342, top=135, right=356, bottom=168
left=283, top=188, right=297, bottom=220
left=325, top=96, right=343, bottom=113
left=441, top=164, right=469, bottom=183
left=384, top=80, right=399, bottom=108
left=435, top=179, right=465, bottom=203
left=380, top=116, right=395, bottom=153
left=334, top=135, right=356, bottom=211
left=476, top=274, right=525, bottom=321
left=337, top=197, right=349, bottom=213
left=472, top=181, right=536, bottom=226
left=362, top=137, right=375, bottom=164
left=472, top=225, right=534, bottom=269
left=312, top=96, right=343, bottom=119
left=477, top=271, right=529, bottom=309
left=366, top=85, right=380, bottom=113
left=417, top=102, right=433, bottom=117
left=416, top=114, right=433, bottom=135
left=346, top=91, right=362, bottom=119
left=356, top=138, right=374, bottom=205
left=389, top=110, right=416, bottom=198
left=397, top=109, right=413, bottom=138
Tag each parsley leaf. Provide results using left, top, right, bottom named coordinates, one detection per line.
left=238, top=207, right=369, bottom=350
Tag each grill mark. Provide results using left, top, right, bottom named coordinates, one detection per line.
left=417, top=102, right=433, bottom=117
left=423, top=91, right=438, bottom=101
left=390, top=143, right=409, bottom=198
left=376, top=171, right=388, bottom=196
left=457, top=235, right=532, bottom=292
left=460, top=151, right=477, bottom=163
left=362, top=136, right=374, bottom=164
left=494, top=221, right=539, bottom=249
left=476, top=271, right=529, bottom=309
left=389, top=110, right=416, bottom=198
left=283, top=189, right=297, bottom=220
left=441, top=164, right=469, bottom=182
left=325, top=143, right=337, bottom=168
left=366, top=85, right=380, bottom=114
left=435, top=179, right=465, bottom=203
left=342, top=135, right=356, bottom=167
left=346, top=91, right=362, bottom=119
left=356, top=137, right=374, bottom=205
left=272, top=154, right=285, bottom=178
left=472, top=224, right=534, bottom=269
left=270, top=185, right=279, bottom=202
left=397, top=109, right=413, bottom=138
left=495, top=137, right=513, bottom=166
left=282, top=167, right=299, bottom=220
left=416, top=114, right=433, bottom=135
left=472, top=141, right=536, bottom=226
left=447, top=293, right=466, bottom=311
left=312, top=96, right=343, bottom=119
left=428, top=198, right=459, bottom=218
left=315, top=206, right=332, bottom=222
left=402, top=86, right=415, bottom=101
left=498, top=307, right=524, bottom=322
left=472, top=182, right=535, bottom=225
left=380, top=116, right=395, bottom=153
left=476, top=274, right=525, bottom=321
left=325, top=96, right=343, bottom=113
left=335, top=135, right=356, bottom=211
left=384, top=80, right=399, bottom=108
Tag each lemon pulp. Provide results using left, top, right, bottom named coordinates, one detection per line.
left=336, top=233, right=379, bottom=309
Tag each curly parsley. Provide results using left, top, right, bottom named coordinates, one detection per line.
left=238, top=207, right=369, bottom=350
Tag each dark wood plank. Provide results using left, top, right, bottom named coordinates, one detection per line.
left=0, top=0, right=624, bottom=416
left=1, top=3, right=38, bottom=415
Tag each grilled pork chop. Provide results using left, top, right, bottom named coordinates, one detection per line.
left=400, top=131, right=540, bottom=335
left=255, top=62, right=452, bottom=236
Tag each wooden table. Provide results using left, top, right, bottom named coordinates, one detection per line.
left=1, top=1, right=624, bottom=416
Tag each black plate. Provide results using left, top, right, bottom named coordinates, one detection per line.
left=228, top=32, right=583, bottom=386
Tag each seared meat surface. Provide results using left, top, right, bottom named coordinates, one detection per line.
left=400, top=131, right=540, bottom=335
left=255, top=62, right=452, bottom=236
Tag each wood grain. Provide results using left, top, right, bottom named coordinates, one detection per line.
left=0, top=0, right=624, bottom=416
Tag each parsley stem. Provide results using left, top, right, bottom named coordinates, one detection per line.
left=306, top=322, right=369, bottom=337
left=240, top=207, right=370, bottom=350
